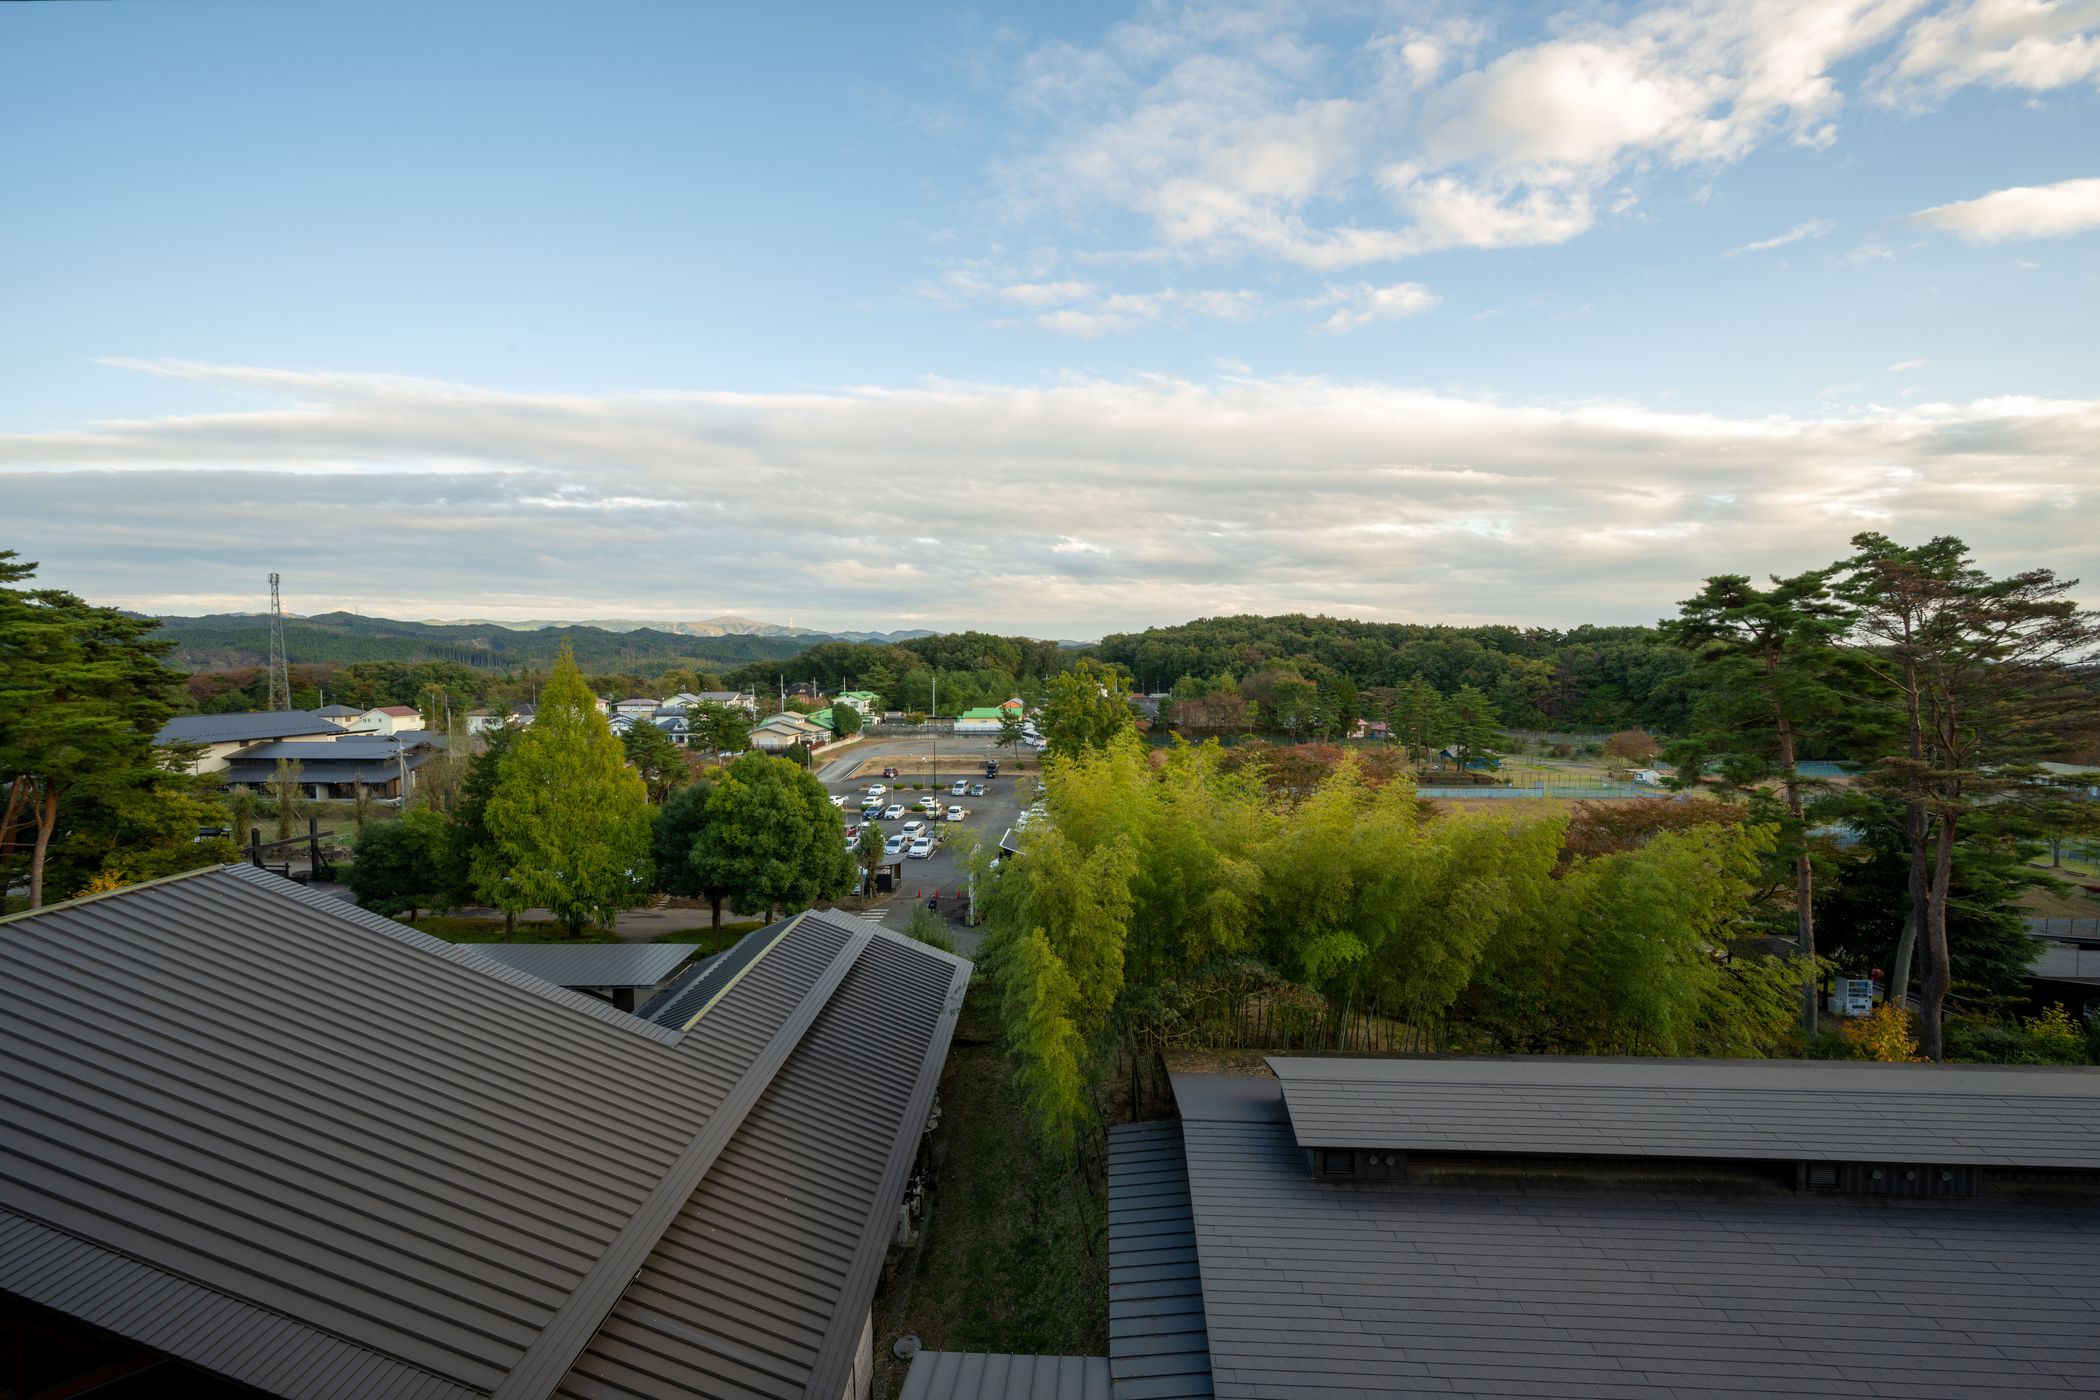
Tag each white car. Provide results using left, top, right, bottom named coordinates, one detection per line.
left=901, top=819, right=926, bottom=837
left=946, top=805, right=964, bottom=822
left=866, top=784, right=887, bottom=797
left=829, top=794, right=848, bottom=808
left=951, top=779, right=969, bottom=796
left=884, top=835, right=906, bottom=856
left=907, top=836, right=934, bottom=859
left=884, top=803, right=905, bottom=820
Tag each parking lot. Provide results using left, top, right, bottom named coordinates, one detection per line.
left=818, top=735, right=1035, bottom=954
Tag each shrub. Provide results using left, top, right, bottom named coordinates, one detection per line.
left=1840, top=1002, right=1919, bottom=1062
left=2024, top=1004, right=2089, bottom=1064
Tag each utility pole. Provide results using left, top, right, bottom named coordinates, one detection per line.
left=930, top=671, right=938, bottom=784
left=266, top=572, right=291, bottom=711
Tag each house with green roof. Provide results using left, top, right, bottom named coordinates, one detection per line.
left=954, top=706, right=1007, bottom=735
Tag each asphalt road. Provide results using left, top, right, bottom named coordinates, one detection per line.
left=819, top=733, right=1039, bottom=956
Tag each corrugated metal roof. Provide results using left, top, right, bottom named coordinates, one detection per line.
left=555, top=928, right=971, bottom=1399
left=0, top=1208, right=474, bottom=1400
left=0, top=868, right=971, bottom=1400
left=157, top=711, right=341, bottom=745
left=1175, top=1100, right=2100, bottom=1400
left=1105, top=1124, right=1212, bottom=1400
left=639, top=917, right=795, bottom=1028
left=1268, top=1055, right=2100, bottom=1168
left=462, top=942, right=696, bottom=990
left=900, top=1352, right=1112, bottom=1400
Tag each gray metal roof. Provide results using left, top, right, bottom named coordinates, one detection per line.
left=461, top=942, right=696, bottom=990
left=1172, top=1071, right=2100, bottom=1400
left=638, top=917, right=796, bottom=1027
left=157, top=710, right=342, bottom=744
left=1268, top=1054, right=2100, bottom=1168
left=901, top=1352, right=1112, bottom=1400
left=1106, top=1123, right=1212, bottom=1400
left=0, top=867, right=969, bottom=1399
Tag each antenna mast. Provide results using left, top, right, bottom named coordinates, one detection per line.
left=266, top=572, right=292, bottom=711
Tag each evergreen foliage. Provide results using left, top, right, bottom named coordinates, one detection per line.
left=484, top=643, right=654, bottom=934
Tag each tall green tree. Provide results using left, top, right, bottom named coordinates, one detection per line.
left=1444, top=685, right=1507, bottom=772
left=1039, top=659, right=1136, bottom=758
left=1388, top=676, right=1449, bottom=767
left=652, top=774, right=744, bottom=927
left=267, top=758, right=306, bottom=840
left=1664, top=569, right=1853, bottom=1035
left=1835, top=533, right=1973, bottom=1007
left=0, top=551, right=192, bottom=906
left=997, top=708, right=1028, bottom=759
left=484, top=643, right=655, bottom=935
left=1902, top=560, right=2098, bottom=1057
left=690, top=752, right=852, bottom=920
left=688, top=700, right=751, bottom=754
left=621, top=719, right=688, bottom=803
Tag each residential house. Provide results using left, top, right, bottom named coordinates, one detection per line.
left=907, top=1055, right=2100, bottom=1398
left=612, top=697, right=661, bottom=719
left=835, top=690, right=882, bottom=720
left=0, top=867, right=967, bottom=1400
left=464, top=707, right=508, bottom=735
left=357, top=704, right=425, bottom=736
left=952, top=707, right=1006, bottom=735
left=676, top=689, right=758, bottom=716
left=313, top=703, right=365, bottom=729
left=219, top=733, right=444, bottom=801
left=750, top=710, right=830, bottom=752
left=154, top=711, right=343, bottom=775
left=998, top=697, right=1024, bottom=715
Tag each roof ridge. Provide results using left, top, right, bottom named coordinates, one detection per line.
left=492, top=918, right=875, bottom=1400
left=0, top=860, right=232, bottom=928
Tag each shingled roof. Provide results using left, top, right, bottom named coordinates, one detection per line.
left=0, top=868, right=968, bottom=1399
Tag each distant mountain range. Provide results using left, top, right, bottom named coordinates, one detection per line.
left=420, top=614, right=941, bottom=644
left=141, top=610, right=892, bottom=674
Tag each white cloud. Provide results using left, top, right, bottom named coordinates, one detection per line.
left=998, top=1, right=1921, bottom=267
left=1907, top=175, right=2100, bottom=240
left=1306, top=281, right=1441, bottom=333
left=1013, top=285, right=1265, bottom=335
left=1725, top=218, right=1838, bottom=254
left=1888, top=357, right=1930, bottom=370
left=1875, top=0, right=2100, bottom=106
left=5, top=359, right=2093, bottom=634
left=997, top=279, right=1098, bottom=306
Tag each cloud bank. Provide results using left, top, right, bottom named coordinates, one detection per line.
left=1908, top=175, right=2100, bottom=240
left=4, top=361, right=2093, bottom=635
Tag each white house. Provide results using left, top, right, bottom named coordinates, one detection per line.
left=750, top=711, right=830, bottom=752
left=154, top=711, right=345, bottom=775
left=358, top=705, right=426, bottom=736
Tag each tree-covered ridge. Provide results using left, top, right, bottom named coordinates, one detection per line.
left=1094, top=613, right=1694, bottom=731
left=146, top=609, right=821, bottom=673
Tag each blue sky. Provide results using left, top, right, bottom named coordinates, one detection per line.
left=3, top=1, right=2096, bottom=634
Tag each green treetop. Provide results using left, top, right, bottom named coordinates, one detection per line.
left=484, top=643, right=655, bottom=935
left=691, top=751, right=854, bottom=920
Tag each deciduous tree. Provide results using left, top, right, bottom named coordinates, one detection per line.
left=484, top=644, right=654, bottom=935
left=690, top=752, right=852, bottom=920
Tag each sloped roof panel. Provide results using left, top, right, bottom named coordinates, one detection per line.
left=900, top=1352, right=1111, bottom=1400
left=555, top=924, right=970, bottom=1400
left=462, top=942, right=695, bottom=990
left=1176, top=1107, right=2100, bottom=1399
left=1106, top=1123, right=1212, bottom=1400
left=1268, top=1055, right=2100, bottom=1168
left=0, top=869, right=953, bottom=1398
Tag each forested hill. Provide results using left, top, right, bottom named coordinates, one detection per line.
left=147, top=610, right=816, bottom=673
left=1094, top=614, right=1693, bottom=732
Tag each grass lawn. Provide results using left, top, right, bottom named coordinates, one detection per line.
left=2018, top=879, right=2100, bottom=919
left=870, top=986, right=1107, bottom=1398
left=405, top=917, right=766, bottom=952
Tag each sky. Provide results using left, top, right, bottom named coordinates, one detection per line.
left=2, top=0, right=2096, bottom=638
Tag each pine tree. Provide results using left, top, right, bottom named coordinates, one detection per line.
left=484, top=643, right=654, bottom=935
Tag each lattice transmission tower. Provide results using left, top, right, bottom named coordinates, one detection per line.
left=266, top=572, right=292, bottom=711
